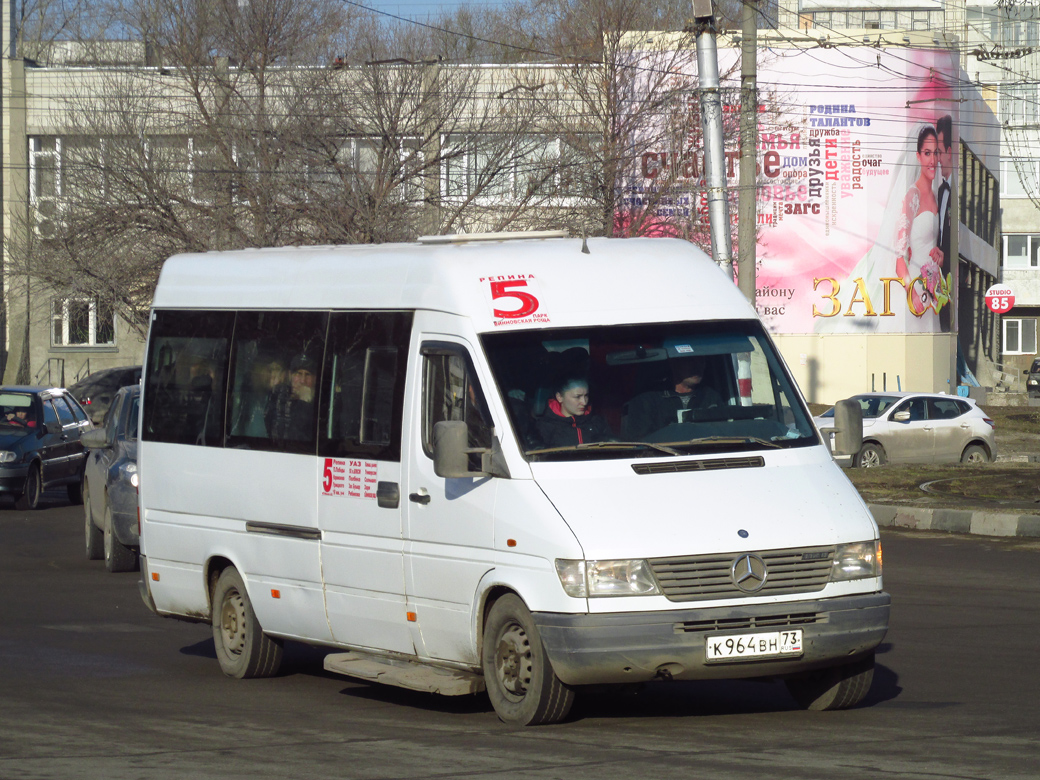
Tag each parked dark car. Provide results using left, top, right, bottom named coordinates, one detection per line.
left=82, top=384, right=140, bottom=572
left=69, top=366, right=142, bottom=424
left=0, top=386, right=93, bottom=509
left=1025, top=359, right=1040, bottom=398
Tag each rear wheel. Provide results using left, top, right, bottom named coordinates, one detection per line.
left=961, top=444, right=989, bottom=464
left=103, top=504, right=138, bottom=573
left=212, top=567, right=283, bottom=679
left=786, top=652, right=875, bottom=711
left=482, top=594, right=574, bottom=726
left=15, top=464, right=42, bottom=510
left=84, top=482, right=103, bottom=561
left=856, top=442, right=887, bottom=468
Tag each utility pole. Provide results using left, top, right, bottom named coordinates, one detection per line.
left=692, top=0, right=733, bottom=279
left=737, top=0, right=758, bottom=305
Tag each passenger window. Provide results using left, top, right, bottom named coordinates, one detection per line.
left=226, top=311, right=328, bottom=454
left=52, top=397, right=77, bottom=426
left=928, top=399, right=962, bottom=420
left=142, top=310, right=234, bottom=446
left=105, top=396, right=124, bottom=438
left=127, top=396, right=140, bottom=441
left=66, top=396, right=89, bottom=423
left=896, top=398, right=926, bottom=421
left=42, top=400, right=59, bottom=429
left=318, top=312, right=412, bottom=461
left=421, top=346, right=493, bottom=460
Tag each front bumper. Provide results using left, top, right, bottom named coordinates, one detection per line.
left=0, top=466, right=30, bottom=492
left=534, top=592, right=890, bottom=686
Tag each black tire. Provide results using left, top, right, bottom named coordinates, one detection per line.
left=961, top=444, right=989, bottom=464
left=103, top=504, right=138, bottom=573
left=84, top=482, right=103, bottom=561
left=855, top=442, right=887, bottom=468
left=67, top=477, right=83, bottom=505
left=211, top=567, right=283, bottom=679
left=482, top=594, right=574, bottom=726
left=15, top=464, right=42, bottom=511
left=786, top=652, right=875, bottom=711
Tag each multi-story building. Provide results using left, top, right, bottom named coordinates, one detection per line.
left=779, top=0, right=1040, bottom=389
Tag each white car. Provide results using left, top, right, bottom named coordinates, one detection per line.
left=815, top=392, right=996, bottom=468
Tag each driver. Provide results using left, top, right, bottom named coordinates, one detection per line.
left=5, top=408, right=37, bottom=428
left=622, top=354, right=721, bottom=440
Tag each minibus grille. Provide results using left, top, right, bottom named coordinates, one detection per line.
left=632, top=456, right=765, bottom=475
left=648, top=546, right=835, bottom=602
left=673, top=611, right=822, bottom=633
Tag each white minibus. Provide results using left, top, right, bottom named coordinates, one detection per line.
left=138, top=233, right=888, bottom=725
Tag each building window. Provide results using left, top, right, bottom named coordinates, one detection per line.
left=1004, top=234, right=1040, bottom=269
left=52, top=298, right=116, bottom=347
left=1004, top=318, right=1037, bottom=354
left=1001, top=158, right=1037, bottom=197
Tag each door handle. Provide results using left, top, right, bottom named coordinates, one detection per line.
left=409, top=491, right=431, bottom=505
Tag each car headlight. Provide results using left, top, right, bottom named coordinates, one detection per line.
left=0, top=451, right=16, bottom=464
left=555, top=558, right=661, bottom=598
left=120, top=461, right=139, bottom=488
left=831, top=540, right=881, bottom=581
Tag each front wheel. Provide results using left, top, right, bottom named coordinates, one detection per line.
left=482, top=594, right=574, bottom=726
left=855, top=442, right=887, bottom=468
left=15, top=464, right=42, bottom=510
left=84, top=482, right=103, bottom=561
left=961, top=444, right=989, bottom=464
left=212, top=567, right=283, bottom=679
left=103, top=504, right=138, bottom=573
left=786, top=652, right=875, bottom=711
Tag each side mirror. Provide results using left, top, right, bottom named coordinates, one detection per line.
left=892, top=410, right=911, bottom=423
left=831, top=399, right=863, bottom=457
left=80, top=428, right=112, bottom=449
left=432, top=421, right=509, bottom=479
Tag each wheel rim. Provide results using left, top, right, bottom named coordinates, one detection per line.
left=967, top=450, right=985, bottom=463
left=861, top=449, right=881, bottom=468
left=219, top=589, right=248, bottom=657
left=27, top=467, right=40, bottom=504
left=494, top=620, right=533, bottom=701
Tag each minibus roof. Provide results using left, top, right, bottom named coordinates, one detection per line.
left=151, top=236, right=758, bottom=331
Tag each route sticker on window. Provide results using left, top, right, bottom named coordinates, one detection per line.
left=480, top=274, right=550, bottom=327
left=322, top=459, right=378, bottom=499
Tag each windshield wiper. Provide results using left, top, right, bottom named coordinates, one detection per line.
left=667, top=436, right=783, bottom=451
left=527, top=440, right=682, bottom=456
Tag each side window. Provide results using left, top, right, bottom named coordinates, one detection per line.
left=928, top=399, right=963, bottom=420
left=318, top=311, right=412, bottom=461
left=52, top=397, right=76, bottom=426
left=421, top=345, right=493, bottom=460
left=142, top=310, right=234, bottom=446
left=226, top=311, right=328, bottom=454
left=42, top=400, right=59, bottom=429
left=127, top=396, right=140, bottom=441
left=105, top=395, right=124, bottom=439
left=67, top=396, right=89, bottom=423
left=905, top=398, right=926, bottom=421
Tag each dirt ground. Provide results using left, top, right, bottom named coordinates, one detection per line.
left=812, top=402, right=1040, bottom=512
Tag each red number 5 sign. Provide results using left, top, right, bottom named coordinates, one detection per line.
left=490, top=279, right=539, bottom=318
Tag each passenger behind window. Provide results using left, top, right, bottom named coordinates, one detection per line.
left=232, top=353, right=287, bottom=438
left=187, top=356, right=222, bottom=445
left=621, top=355, right=722, bottom=440
left=534, top=377, right=614, bottom=448
left=267, top=352, right=318, bottom=443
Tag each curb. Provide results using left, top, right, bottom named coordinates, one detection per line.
left=870, top=504, right=1040, bottom=538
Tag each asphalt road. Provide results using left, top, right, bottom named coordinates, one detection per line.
left=2, top=496, right=1038, bottom=780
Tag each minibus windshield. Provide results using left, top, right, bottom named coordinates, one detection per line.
left=481, top=321, right=819, bottom=461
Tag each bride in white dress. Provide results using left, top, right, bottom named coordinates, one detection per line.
left=894, top=125, right=944, bottom=332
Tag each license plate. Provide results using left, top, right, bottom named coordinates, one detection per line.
left=705, top=629, right=803, bottom=662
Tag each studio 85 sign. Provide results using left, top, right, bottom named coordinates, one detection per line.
left=480, top=274, right=551, bottom=327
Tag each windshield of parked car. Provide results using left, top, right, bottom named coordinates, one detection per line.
left=819, top=394, right=901, bottom=420
left=0, top=393, right=37, bottom=432
left=481, top=321, right=819, bottom=461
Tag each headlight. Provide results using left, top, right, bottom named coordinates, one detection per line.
left=0, top=451, right=16, bottom=464
left=831, top=540, right=881, bottom=581
left=120, top=462, right=139, bottom=488
left=555, top=558, right=661, bottom=598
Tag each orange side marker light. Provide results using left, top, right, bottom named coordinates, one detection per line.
left=271, top=589, right=281, bottom=599
left=151, top=572, right=160, bottom=581
left=507, top=539, right=517, bottom=548
left=406, top=611, right=417, bottom=622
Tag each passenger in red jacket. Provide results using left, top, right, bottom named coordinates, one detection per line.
left=534, top=377, right=614, bottom=448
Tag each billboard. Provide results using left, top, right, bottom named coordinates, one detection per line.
left=628, top=45, right=959, bottom=335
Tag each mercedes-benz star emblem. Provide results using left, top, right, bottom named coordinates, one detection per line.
left=731, top=554, right=767, bottom=593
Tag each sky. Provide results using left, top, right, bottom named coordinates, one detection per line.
left=361, top=0, right=509, bottom=21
